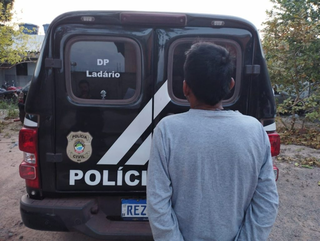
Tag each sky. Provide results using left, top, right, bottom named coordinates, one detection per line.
left=13, top=0, right=274, bottom=35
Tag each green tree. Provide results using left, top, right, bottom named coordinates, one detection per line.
left=262, top=0, right=320, bottom=129
left=0, top=0, right=30, bottom=66
left=0, top=0, right=14, bottom=22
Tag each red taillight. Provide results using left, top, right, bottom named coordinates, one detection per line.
left=19, top=127, right=40, bottom=189
left=19, top=162, right=40, bottom=189
left=268, top=132, right=280, bottom=157
left=19, top=162, right=36, bottom=179
left=19, top=127, right=37, bottom=153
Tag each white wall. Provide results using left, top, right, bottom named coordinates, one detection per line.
left=27, top=62, right=36, bottom=77
left=1, top=62, right=36, bottom=88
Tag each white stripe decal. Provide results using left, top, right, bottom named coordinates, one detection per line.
left=97, top=101, right=152, bottom=165
left=24, top=117, right=38, bottom=127
left=263, top=122, right=276, bottom=132
left=97, top=81, right=171, bottom=165
left=125, top=134, right=152, bottom=166
left=154, top=81, right=171, bottom=117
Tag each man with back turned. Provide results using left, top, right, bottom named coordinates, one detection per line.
left=147, top=42, right=279, bottom=241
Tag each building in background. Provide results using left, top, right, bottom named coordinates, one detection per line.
left=0, top=24, right=47, bottom=88
left=19, top=23, right=39, bottom=35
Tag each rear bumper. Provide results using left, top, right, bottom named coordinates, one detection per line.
left=20, top=194, right=153, bottom=240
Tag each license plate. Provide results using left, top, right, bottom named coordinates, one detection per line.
left=121, top=199, right=148, bottom=220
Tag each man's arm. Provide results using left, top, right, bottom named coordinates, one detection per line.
left=147, top=126, right=184, bottom=241
left=236, top=142, right=279, bottom=241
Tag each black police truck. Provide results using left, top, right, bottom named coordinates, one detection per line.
left=19, top=11, right=280, bottom=240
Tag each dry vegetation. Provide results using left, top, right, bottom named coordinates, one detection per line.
left=276, top=116, right=320, bottom=169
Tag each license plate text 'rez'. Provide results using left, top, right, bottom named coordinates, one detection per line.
left=121, top=199, right=148, bottom=220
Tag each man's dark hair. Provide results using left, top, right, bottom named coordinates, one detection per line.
left=184, top=42, right=234, bottom=106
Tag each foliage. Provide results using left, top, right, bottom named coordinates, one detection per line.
left=0, top=120, right=4, bottom=133
left=276, top=116, right=320, bottom=167
left=278, top=125, right=320, bottom=149
left=262, top=0, right=320, bottom=130
left=0, top=0, right=14, bottom=23
left=0, top=98, right=17, bottom=109
left=0, top=99, right=18, bottom=133
left=277, top=155, right=320, bottom=168
left=0, top=0, right=30, bottom=66
left=6, top=107, right=18, bottom=119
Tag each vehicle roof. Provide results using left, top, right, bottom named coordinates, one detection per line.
left=48, top=10, right=258, bottom=32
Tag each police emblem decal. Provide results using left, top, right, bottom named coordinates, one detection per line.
left=66, top=131, right=93, bottom=163
left=74, top=140, right=85, bottom=154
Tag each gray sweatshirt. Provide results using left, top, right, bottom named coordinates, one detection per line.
left=147, top=109, right=279, bottom=241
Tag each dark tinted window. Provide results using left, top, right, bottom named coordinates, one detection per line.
left=168, top=39, right=241, bottom=104
left=66, top=37, right=141, bottom=104
left=16, top=63, right=28, bottom=76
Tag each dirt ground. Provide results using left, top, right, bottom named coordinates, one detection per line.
left=0, top=112, right=319, bottom=241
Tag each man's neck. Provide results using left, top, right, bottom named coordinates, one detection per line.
left=190, top=101, right=223, bottom=111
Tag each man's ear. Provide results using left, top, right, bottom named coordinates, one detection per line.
left=230, top=78, right=235, bottom=90
left=183, top=80, right=191, bottom=97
